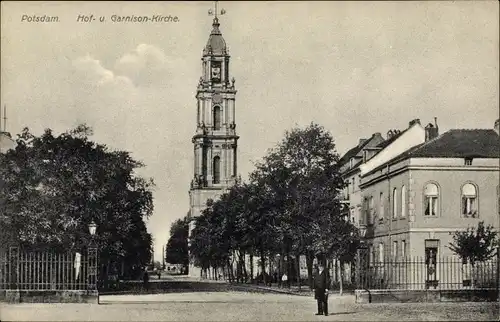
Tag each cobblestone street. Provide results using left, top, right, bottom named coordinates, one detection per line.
left=1, top=292, right=498, bottom=321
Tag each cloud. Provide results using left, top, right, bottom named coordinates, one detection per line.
left=72, top=54, right=134, bottom=89
left=114, top=44, right=182, bottom=87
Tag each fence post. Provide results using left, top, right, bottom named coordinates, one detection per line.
left=496, top=246, right=499, bottom=302
left=355, top=250, right=360, bottom=288
left=9, top=247, right=19, bottom=290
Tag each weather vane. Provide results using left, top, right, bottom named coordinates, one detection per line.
left=208, top=1, right=226, bottom=19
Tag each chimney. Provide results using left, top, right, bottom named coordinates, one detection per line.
left=408, top=119, right=421, bottom=128
left=495, top=119, right=499, bottom=135
left=425, top=120, right=439, bottom=141
left=358, top=138, right=367, bottom=147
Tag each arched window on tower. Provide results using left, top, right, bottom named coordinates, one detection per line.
left=213, top=106, right=222, bottom=130
left=213, top=156, right=221, bottom=184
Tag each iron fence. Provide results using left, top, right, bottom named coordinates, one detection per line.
left=0, top=248, right=96, bottom=291
left=357, top=256, right=499, bottom=290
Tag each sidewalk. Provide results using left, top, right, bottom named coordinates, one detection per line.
left=229, top=281, right=354, bottom=298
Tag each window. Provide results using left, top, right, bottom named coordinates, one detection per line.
left=401, top=185, right=406, bottom=218
left=497, top=185, right=500, bottom=216
left=424, top=183, right=439, bottom=216
left=401, top=240, right=406, bottom=260
left=213, top=106, right=222, bottom=130
left=378, top=243, right=384, bottom=263
left=379, top=192, right=384, bottom=220
left=464, top=158, right=473, bottom=166
left=213, top=156, right=221, bottom=184
left=369, top=196, right=374, bottom=224
left=461, top=183, right=478, bottom=217
left=392, top=241, right=398, bottom=261
left=392, top=188, right=398, bottom=219
left=369, top=245, right=374, bottom=266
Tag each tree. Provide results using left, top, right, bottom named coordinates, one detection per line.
left=250, top=122, right=357, bottom=289
left=165, top=217, right=189, bottom=268
left=0, top=125, right=154, bottom=278
left=448, top=221, right=498, bottom=265
left=188, top=123, right=360, bottom=288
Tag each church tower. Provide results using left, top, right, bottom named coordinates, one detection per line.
left=188, top=4, right=239, bottom=277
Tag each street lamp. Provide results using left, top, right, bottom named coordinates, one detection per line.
left=88, top=220, right=99, bottom=304
left=88, top=220, right=97, bottom=236
left=356, top=224, right=368, bottom=289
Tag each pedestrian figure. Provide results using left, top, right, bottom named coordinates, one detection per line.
left=313, top=262, right=331, bottom=316
left=157, top=270, right=161, bottom=280
left=281, top=273, right=288, bottom=288
left=143, top=268, right=149, bottom=290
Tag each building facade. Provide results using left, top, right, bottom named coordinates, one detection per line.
left=188, top=14, right=240, bottom=277
left=339, top=132, right=385, bottom=226
left=359, top=119, right=500, bottom=265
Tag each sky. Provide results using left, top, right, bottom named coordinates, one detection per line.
left=1, top=1, right=499, bottom=261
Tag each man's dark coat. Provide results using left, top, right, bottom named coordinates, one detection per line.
left=313, top=268, right=331, bottom=300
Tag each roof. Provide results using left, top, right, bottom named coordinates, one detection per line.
left=0, top=131, right=15, bottom=154
left=204, top=18, right=227, bottom=56
left=366, top=129, right=499, bottom=175
left=408, top=129, right=500, bottom=158
left=339, top=138, right=371, bottom=165
left=376, top=129, right=406, bottom=149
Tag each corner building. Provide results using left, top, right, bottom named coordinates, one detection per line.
left=358, top=119, right=500, bottom=289
left=188, top=16, right=239, bottom=278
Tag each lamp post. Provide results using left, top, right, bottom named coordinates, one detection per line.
left=356, top=224, right=367, bottom=289
left=88, top=220, right=99, bottom=304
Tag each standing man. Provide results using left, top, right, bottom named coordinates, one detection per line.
left=313, top=261, right=331, bottom=316
left=142, top=267, right=150, bottom=291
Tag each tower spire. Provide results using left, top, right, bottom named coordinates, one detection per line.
left=208, top=1, right=226, bottom=25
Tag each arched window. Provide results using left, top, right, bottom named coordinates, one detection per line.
left=213, top=106, right=221, bottom=130
left=461, top=183, right=478, bottom=217
left=378, top=243, right=384, bottom=263
left=379, top=192, right=384, bottom=219
left=369, top=196, right=374, bottom=224
left=424, top=183, right=439, bottom=216
left=213, top=156, right=220, bottom=184
left=401, top=185, right=406, bottom=218
left=392, top=188, right=398, bottom=219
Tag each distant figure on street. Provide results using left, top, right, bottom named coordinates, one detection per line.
left=142, top=268, right=149, bottom=290
left=281, top=273, right=288, bottom=288
left=313, top=262, right=331, bottom=316
left=157, top=269, right=161, bottom=280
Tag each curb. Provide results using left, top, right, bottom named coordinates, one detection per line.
left=232, top=285, right=313, bottom=297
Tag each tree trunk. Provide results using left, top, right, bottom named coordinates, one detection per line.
left=286, top=249, right=291, bottom=288
left=250, top=252, right=254, bottom=283
left=306, top=252, right=314, bottom=290
left=296, top=254, right=301, bottom=290
left=226, top=258, right=231, bottom=282
left=241, top=251, right=248, bottom=283
left=338, top=259, right=343, bottom=296
left=269, top=254, right=273, bottom=286
left=260, top=247, right=266, bottom=285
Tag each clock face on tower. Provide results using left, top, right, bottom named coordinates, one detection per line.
left=211, top=61, right=221, bottom=83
